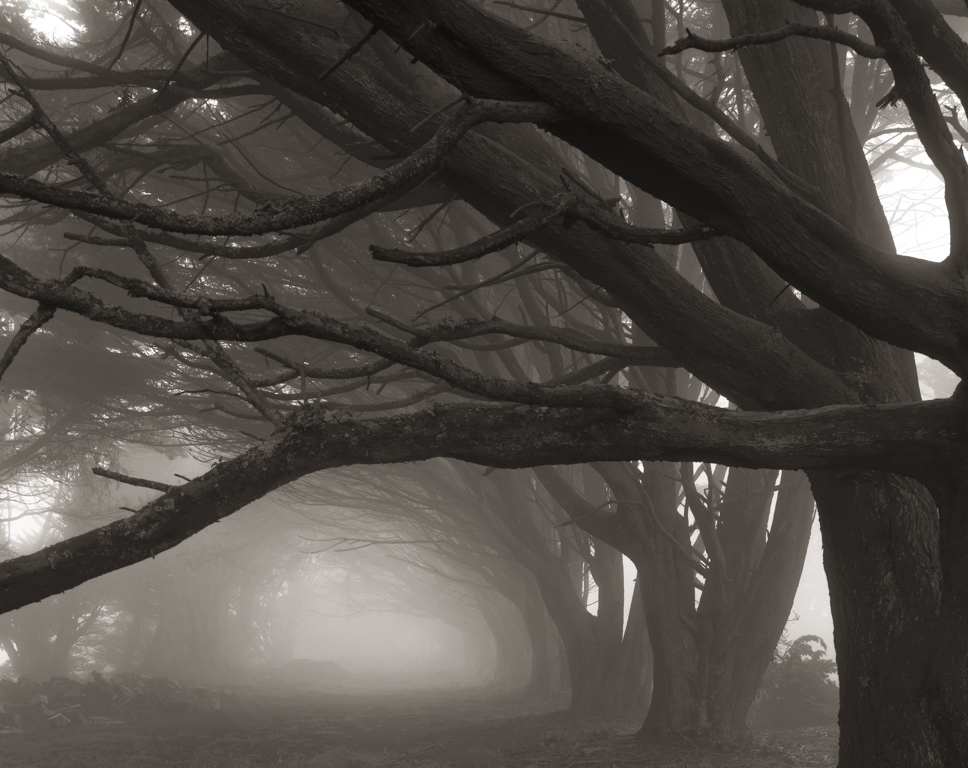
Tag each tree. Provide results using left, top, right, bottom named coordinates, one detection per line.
left=0, top=1, right=966, bottom=765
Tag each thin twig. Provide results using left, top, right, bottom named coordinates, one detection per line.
left=0, top=304, right=55, bottom=381
left=317, top=25, right=379, bottom=81
left=92, top=467, right=175, bottom=493
left=105, top=0, right=144, bottom=70
left=659, top=24, right=884, bottom=60
left=158, top=32, right=206, bottom=94
left=493, top=1, right=584, bottom=23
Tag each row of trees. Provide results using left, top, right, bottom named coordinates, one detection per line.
left=0, top=460, right=599, bottom=695
left=0, top=1, right=964, bottom=765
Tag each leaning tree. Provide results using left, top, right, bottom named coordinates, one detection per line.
left=0, top=1, right=967, bottom=765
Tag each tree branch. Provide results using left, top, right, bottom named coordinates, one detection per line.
left=371, top=194, right=572, bottom=266
left=91, top=467, right=175, bottom=492
left=371, top=191, right=717, bottom=266
left=0, top=99, right=564, bottom=236
left=0, top=390, right=957, bottom=614
left=659, top=24, right=885, bottom=60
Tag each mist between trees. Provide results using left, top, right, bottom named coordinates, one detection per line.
left=0, top=1, right=965, bottom=766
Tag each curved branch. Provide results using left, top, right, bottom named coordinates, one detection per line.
left=0, top=255, right=649, bottom=411
left=366, top=308, right=680, bottom=365
left=371, top=192, right=717, bottom=265
left=0, top=394, right=959, bottom=614
left=170, top=0, right=869, bottom=414
left=91, top=467, right=175, bottom=493
left=0, top=303, right=56, bottom=382
left=659, top=24, right=885, bottom=60
left=0, top=99, right=563, bottom=236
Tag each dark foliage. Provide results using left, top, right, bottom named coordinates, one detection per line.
left=752, top=635, right=839, bottom=729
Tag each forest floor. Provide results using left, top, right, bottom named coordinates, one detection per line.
left=0, top=684, right=837, bottom=768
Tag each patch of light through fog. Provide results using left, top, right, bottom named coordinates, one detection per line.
left=24, top=1, right=79, bottom=44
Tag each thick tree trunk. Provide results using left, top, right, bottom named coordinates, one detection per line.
left=930, top=459, right=968, bottom=767
left=812, top=471, right=949, bottom=767
left=533, top=566, right=622, bottom=711
left=630, top=467, right=700, bottom=738
left=600, top=464, right=816, bottom=742
left=712, top=3, right=952, bottom=762
left=604, top=579, right=653, bottom=713
left=485, top=471, right=633, bottom=711
left=693, top=470, right=815, bottom=739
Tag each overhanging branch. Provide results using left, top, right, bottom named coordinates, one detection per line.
left=0, top=395, right=961, bottom=615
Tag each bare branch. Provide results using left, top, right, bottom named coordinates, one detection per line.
left=105, top=0, right=144, bottom=69
left=680, top=462, right=726, bottom=570
left=255, top=347, right=396, bottom=381
left=92, top=467, right=175, bottom=493
left=0, top=303, right=56, bottom=382
left=195, top=341, right=285, bottom=428
left=573, top=204, right=717, bottom=246
left=659, top=24, right=885, bottom=60
left=372, top=191, right=717, bottom=265
left=0, top=256, right=652, bottom=410
left=0, top=99, right=564, bottom=237
left=494, top=1, right=585, bottom=23
left=0, top=113, right=36, bottom=146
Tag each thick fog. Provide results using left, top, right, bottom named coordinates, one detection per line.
left=0, top=444, right=843, bottom=694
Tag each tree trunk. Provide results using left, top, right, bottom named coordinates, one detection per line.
left=590, top=461, right=816, bottom=741
left=712, top=3, right=949, bottom=761
left=812, top=471, right=947, bottom=767
left=605, top=579, right=653, bottom=713
left=486, top=471, right=631, bottom=711
left=692, top=470, right=815, bottom=739
left=532, top=564, right=619, bottom=711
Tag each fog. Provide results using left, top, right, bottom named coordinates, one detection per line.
left=0, top=443, right=843, bottom=694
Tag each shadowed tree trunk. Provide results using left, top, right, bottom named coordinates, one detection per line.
left=603, top=579, right=653, bottom=713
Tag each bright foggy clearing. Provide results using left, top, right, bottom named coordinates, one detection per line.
left=0, top=2, right=966, bottom=768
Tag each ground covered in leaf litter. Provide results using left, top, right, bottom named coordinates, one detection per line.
left=1, top=684, right=837, bottom=768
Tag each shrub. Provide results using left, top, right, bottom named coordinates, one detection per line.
left=753, top=634, right=839, bottom=729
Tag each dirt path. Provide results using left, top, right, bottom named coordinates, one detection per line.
left=1, top=686, right=837, bottom=767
